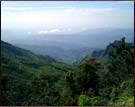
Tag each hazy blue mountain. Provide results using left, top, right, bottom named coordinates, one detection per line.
left=2, top=28, right=133, bottom=63
left=14, top=44, right=96, bottom=64
left=91, top=50, right=104, bottom=58
left=1, top=40, right=73, bottom=75
left=1, top=41, right=56, bottom=64
left=2, top=28, right=133, bottom=48
left=91, top=38, right=134, bottom=58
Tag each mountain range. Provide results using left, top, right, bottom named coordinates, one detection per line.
left=1, top=37, right=134, bottom=106
left=2, top=28, right=133, bottom=63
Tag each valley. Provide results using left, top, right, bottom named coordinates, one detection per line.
left=1, top=38, right=134, bottom=106
left=1, top=1, right=134, bottom=106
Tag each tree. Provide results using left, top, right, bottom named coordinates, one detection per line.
left=75, top=58, right=100, bottom=94
left=99, top=37, right=134, bottom=105
left=107, top=37, right=134, bottom=85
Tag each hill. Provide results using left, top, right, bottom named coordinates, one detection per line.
left=2, top=28, right=133, bottom=64
left=1, top=38, right=134, bottom=106
left=1, top=41, right=76, bottom=105
left=14, top=44, right=96, bottom=64
left=2, top=41, right=56, bottom=63
left=91, top=38, right=134, bottom=58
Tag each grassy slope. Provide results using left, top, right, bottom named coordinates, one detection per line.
left=1, top=40, right=76, bottom=83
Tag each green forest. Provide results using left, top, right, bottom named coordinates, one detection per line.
left=1, top=37, right=134, bottom=106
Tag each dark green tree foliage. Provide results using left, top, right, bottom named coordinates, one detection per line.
left=99, top=37, right=134, bottom=105
left=75, top=58, right=100, bottom=94
left=108, top=37, right=133, bottom=84
left=65, top=71, right=76, bottom=95
left=1, top=37, right=134, bottom=106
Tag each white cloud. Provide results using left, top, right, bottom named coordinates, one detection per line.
left=50, top=29, right=59, bottom=33
left=67, top=28, right=71, bottom=31
left=1, top=6, right=67, bottom=12
left=65, top=7, right=76, bottom=15
left=82, top=27, right=87, bottom=31
left=38, top=30, right=49, bottom=34
left=38, top=29, right=60, bottom=34
left=28, top=31, right=32, bottom=35
left=64, top=7, right=114, bottom=15
left=2, top=5, right=114, bottom=14
left=1, top=7, right=33, bottom=11
left=117, top=1, right=133, bottom=3
left=1, top=4, right=133, bottom=31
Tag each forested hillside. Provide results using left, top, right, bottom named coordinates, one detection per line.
left=1, top=37, right=134, bottom=106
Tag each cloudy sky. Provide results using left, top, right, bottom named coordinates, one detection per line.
left=1, top=1, right=134, bottom=34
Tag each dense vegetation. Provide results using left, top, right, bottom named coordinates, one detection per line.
left=1, top=37, right=134, bottom=106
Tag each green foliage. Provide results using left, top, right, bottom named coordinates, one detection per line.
left=108, top=95, right=134, bottom=106
left=115, top=96, right=134, bottom=106
left=74, top=58, right=100, bottom=93
left=78, top=95, right=106, bottom=106
left=1, top=38, right=134, bottom=106
left=55, top=80, right=72, bottom=97
left=107, top=37, right=134, bottom=84
left=98, top=37, right=134, bottom=106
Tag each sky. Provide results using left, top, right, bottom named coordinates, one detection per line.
left=1, top=1, right=134, bottom=34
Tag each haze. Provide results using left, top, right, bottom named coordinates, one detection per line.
left=2, top=1, right=134, bottom=34
left=1, top=1, right=134, bottom=63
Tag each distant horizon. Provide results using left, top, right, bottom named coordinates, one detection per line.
left=2, top=1, right=134, bottom=35
left=1, top=1, right=134, bottom=49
